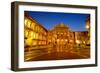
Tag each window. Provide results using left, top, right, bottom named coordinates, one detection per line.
left=35, top=33, right=38, bottom=39
left=33, top=32, right=36, bottom=39
left=32, top=40, right=37, bottom=45
left=25, top=38, right=32, bottom=46
left=31, top=22, right=35, bottom=30
left=24, top=18, right=28, bottom=26
left=29, top=31, right=34, bottom=39
left=27, top=20, right=31, bottom=28
left=24, top=30, right=29, bottom=38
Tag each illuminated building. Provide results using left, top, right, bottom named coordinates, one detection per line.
left=86, top=16, right=90, bottom=32
left=75, top=31, right=88, bottom=46
left=24, top=14, right=48, bottom=61
left=86, top=16, right=90, bottom=45
left=68, top=31, right=75, bottom=47
left=24, top=15, right=47, bottom=47
left=50, top=23, right=70, bottom=45
left=47, top=23, right=89, bottom=51
left=47, top=23, right=76, bottom=52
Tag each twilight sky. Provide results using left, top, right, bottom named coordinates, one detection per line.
left=25, top=11, right=90, bottom=31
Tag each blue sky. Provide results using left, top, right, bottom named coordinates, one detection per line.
left=25, top=11, right=90, bottom=31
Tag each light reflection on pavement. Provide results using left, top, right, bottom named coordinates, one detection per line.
left=24, top=46, right=90, bottom=61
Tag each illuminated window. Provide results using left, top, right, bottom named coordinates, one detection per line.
left=39, top=35, right=42, bottom=39
left=25, top=38, right=32, bottom=46
left=29, top=31, right=34, bottom=39
left=24, top=18, right=28, bottom=26
left=32, top=40, right=37, bottom=45
left=27, top=20, right=31, bottom=28
left=33, top=32, right=36, bottom=39
left=30, top=31, right=34, bottom=38
left=35, top=33, right=38, bottom=39
left=40, top=28, right=43, bottom=33
left=61, top=33, right=63, bottom=35
left=24, top=30, right=29, bottom=38
left=31, top=23, right=35, bottom=30
left=39, top=41, right=41, bottom=45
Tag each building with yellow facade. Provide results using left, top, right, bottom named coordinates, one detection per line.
left=24, top=14, right=48, bottom=61
left=48, top=23, right=69, bottom=45
left=47, top=23, right=70, bottom=52
left=75, top=31, right=88, bottom=46
left=86, top=16, right=90, bottom=45
left=47, top=23, right=88, bottom=50
left=24, top=14, right=47, bottom=48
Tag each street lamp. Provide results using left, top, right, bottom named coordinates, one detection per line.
left=86, top=25, right=89, bottom=29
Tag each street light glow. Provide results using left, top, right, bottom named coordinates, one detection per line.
left=86, top=25, right=89, bottom=29
left=76, top=40, right=80, bottom=44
